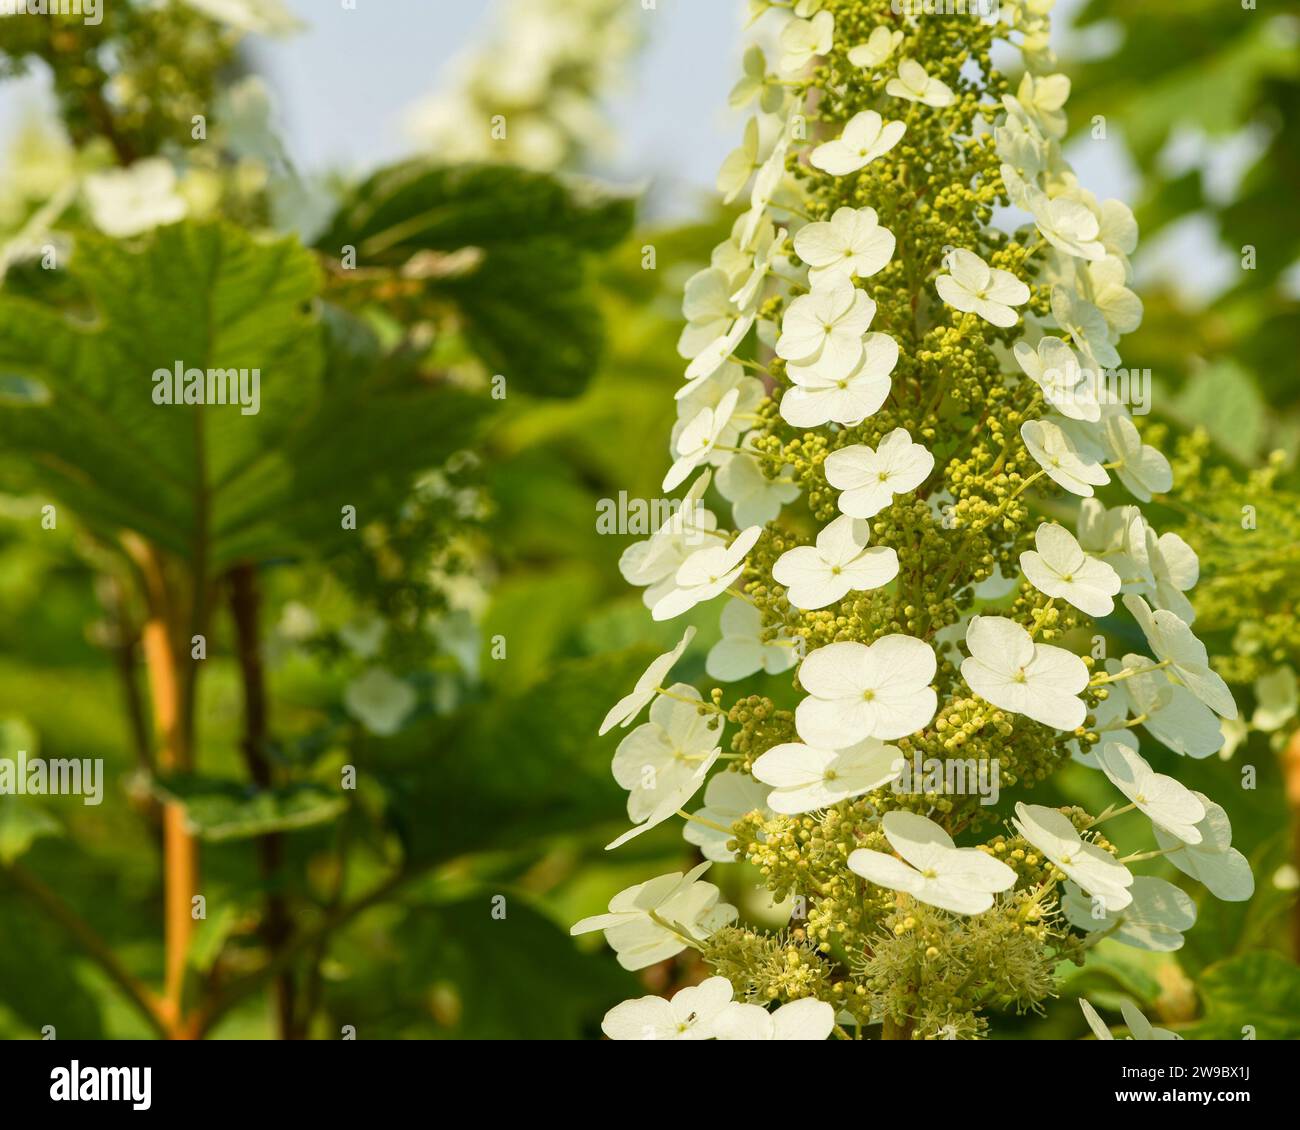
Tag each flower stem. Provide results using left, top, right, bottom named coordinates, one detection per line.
left=677, top=809, right=732, bottom=834
left=1084, top=802, right=1137, bottom=828
left=656, top=686, right=727, bottom=714
left=1090, top=659, right=1170, bottom=687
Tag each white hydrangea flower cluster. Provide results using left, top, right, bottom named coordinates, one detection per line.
left=580, top=0, right=1251, bottom=1039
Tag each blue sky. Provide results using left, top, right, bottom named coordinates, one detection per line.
left=3, top=0, right=1107, bottom=207
left=250, top=0, right=1128, bottom=215
left=1, top=0, right=1230, bottom=293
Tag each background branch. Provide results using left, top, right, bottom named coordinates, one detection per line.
left=228, top=561, right=296, bottom=1039
left=4, top=861, right=171, bottom=1039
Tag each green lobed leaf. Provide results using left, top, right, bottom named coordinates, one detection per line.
left=1185, top=951, right=1300, bottom=1040
left=145, top=774, right=346, bottom=843
left=317, top=162, right=636, bottom=398
left=0, top=221, right=319, bottom=559
left=0, top=222, right=489, bottom=569
left=1171, top=361, right=1265, bottom=463
left=317, top=162, right=634, bottom=258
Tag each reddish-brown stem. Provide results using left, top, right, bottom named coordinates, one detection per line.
left=109, top=598, right=155, bottom=776
left=188, top=870, right=410, bottom=1039
left=229, top=562, right=295, bottom=1039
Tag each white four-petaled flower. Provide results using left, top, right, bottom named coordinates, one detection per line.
left=673, top=368, right=760, bottom=452
left=1016, top=72, right=1071, bottom=139
left=705, top=597, right=799, bottom=682
left=1123, top=595, right=1237, bottom=719
left=1030, top=194, right=1105, bottom=260
left=601, top=975, right=735, bottom=1039
left=729, top=45, right=784, bottom=114
left=934, top=249, right=1030, bottom=328
left=1103, top=416, right=1173, bottom=502
left=793, top=206, right=896, bottom=288
left=823, top=427, right=934, bottom=518
left=772, top=514, right=899, bottom=609
left=716, top=437, right=802, bottom=527
left=684, top=770, right=772, bottom=861
left=602, top=976, right=836, bottom=1041
left=678, top=267, right=746, bottom=360
left=753, top=736, right=902, bottom=814
left=809, top=110, right=906, bottom=177
left=1082, top=255, right=1143, bottom=339
left=961, top=615, right=1088, bottom=731
left=1012, top=802, right=1133, bottom=911
left=1020, top=522, right=1121, bottom=616
left=1122, top=654, right=1224, bottom=759
left=613, top=683, right=724, bottom=824
left=776, top=282, right=877, bottom=383
left=1062, top=874, right=1195, bottom=951
left=795, top=635, right=937, bottom=746
left=605, top=744, right=721, bottom=850
left=847, top=811, right=1017, bottom=915
left=780, top=331, right=898, bottom=428
left=619, top=471, right=718, bottom=609
left=664, top=387, right=741, bottom=491
left=571, top=863, right=736, bottom=970
left=885, top=58, right=954, bottom=107
left=1051, top=284, right=1120, bottom=368
left=1020, top=417, right=1110, bottom=497
left=846, top=26, right=903, bottom=71
left=1097, top=741, right=1206, bottom=845
left=1012, top=336, right=1100, bottom=422
left=652, top=526, right=763, bottom=622
left=778, top=10, right=834, bottom=74
left=1153, top=793, right=1254, bottom=902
